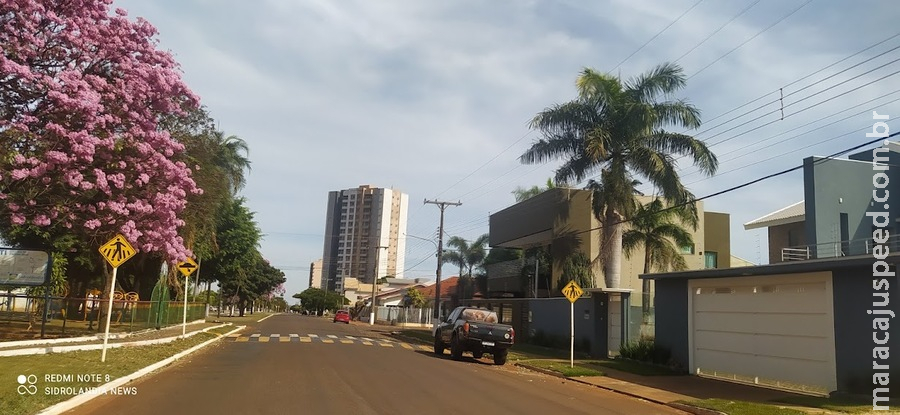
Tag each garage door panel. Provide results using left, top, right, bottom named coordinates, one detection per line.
left=693, top=311, right=830, bottom=337
left=695, top=349, right=834, bottom=387
left=693, top=292, right=826, bottom=314
left=694, top=331, right=833, bottom=361
left=690, top=273, right=836, bottom=394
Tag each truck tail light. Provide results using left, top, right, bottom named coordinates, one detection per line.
left=509, top=328, right=515, bottom=340
left=463, top=322, right=469, bottom=335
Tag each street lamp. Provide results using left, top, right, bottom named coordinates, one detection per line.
left=370, top=245, right=388, bottom=325
left=403, top=233, right=443, bottom=324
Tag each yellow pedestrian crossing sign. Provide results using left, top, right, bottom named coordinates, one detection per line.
left=562, top=280, right=583, bottom=303
left=99, top=234, right=136, bottom=268
left=177, top=257, right=198, bottom=277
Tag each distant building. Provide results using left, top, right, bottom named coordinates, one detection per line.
left=321, top=185, right=409, bottom=293
left=309, top=259, right=323, bottom=290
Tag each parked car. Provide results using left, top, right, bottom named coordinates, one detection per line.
left=433, top=306, right=514, bottom=365
left=332, top=310, right=350, bottom=324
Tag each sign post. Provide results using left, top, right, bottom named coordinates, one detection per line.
left=98, top=234, right=136, bottom=362
left=177, top=257, right=198, bottom=338
left=561, top=280, right=584, bottom=368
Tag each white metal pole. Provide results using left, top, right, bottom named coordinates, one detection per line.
left=101, top=266, right=119, bottom=362
left=570, top=301, right=575, bottom=368
left=182, top=275, right=188, bottom=338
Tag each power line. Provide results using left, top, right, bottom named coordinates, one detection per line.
left=688, top=0, right=814, bottom=80
left=673, top=0, right=761, bottom=63
left=611, top=0, right=705, bottom=72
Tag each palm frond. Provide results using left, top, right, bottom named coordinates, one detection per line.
left=645, top=131, right=718, bottom=176
left=624, top=62, right=687, bottom=102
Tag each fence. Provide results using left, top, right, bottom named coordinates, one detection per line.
left=371, top=306, right=433, bottom=327
left=0, top=292, right=207, bottom=339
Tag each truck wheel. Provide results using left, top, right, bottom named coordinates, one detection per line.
left=493, top=349, right=508, bottom=365
left=433, top=334, right=444, bottom=355
left=450, top=334, right=463, bottom=360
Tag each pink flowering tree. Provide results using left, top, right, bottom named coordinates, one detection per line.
left=0, top=0, right=200, bottom=272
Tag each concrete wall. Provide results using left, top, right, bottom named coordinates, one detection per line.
left=528, top=297, right=600, bottom=356
left=768, top=221, right=807, bottom=263
left=832, top=265, right=899, bottom=395
left=804, top=149, right=900, bottom=257
left=652, top=278, right=690, bottom=371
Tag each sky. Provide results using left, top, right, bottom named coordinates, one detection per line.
left=112, top=0, right=900, bottom=300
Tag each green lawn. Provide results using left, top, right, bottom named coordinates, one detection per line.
left=772, top=395, right=874, bottom=414
left=680, top=399, right=806, bottom=415
left=0, top=331, right=226, bottom=415
left=523, top=359, right=605, bottom=377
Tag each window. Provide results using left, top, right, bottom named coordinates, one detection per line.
left=679, top=244, right=695, bottom=254
left=704, top=251, right=718, bottom=269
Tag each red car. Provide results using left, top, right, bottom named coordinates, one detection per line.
left=332, top=310, right=350, bottom=324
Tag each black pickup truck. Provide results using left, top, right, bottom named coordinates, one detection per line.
left=433, top=306, right=515, bottom=365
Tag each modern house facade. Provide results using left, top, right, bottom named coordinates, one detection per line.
left=745, top=142, right=900, bottom=262
left=487, top=188, right=732, bottom=304
left=646, top=142, right=900, bottom=397
left=321, top=185, right=409, bottom=293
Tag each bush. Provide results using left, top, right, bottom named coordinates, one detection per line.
left=619, top=336, right=670, bottom=365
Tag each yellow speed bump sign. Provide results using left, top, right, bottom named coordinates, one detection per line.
left=177, top=257, right=198, bottom=277
left=561, top=280, right=583, bottom=303
left=99, top=234, right=136, bottom=268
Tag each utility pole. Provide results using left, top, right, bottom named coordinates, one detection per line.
left=424, top=199, right=461, bottom=326
left=370, top=245, right=388, bottom=325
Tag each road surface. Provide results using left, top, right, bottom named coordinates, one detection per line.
left=65, top=314, right=684, bottom=415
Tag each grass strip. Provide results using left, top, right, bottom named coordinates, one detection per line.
left=0, top=331, right=223, bottom=415
left=523, top=359, right=605, bottom=377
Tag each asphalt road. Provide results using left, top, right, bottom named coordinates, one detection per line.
left=65, top=314, right=684, bottom=415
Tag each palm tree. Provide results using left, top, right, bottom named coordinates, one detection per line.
left=623, top=199, right=695, bottom=320
left=520, top=62, right=717, bottom=288
left=442, top=234, right=489, bottom=299
left=512, top=178, right=558, bottom=202
left=211, top=131, right=252, bottom=195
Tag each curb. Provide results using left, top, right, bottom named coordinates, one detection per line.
left=514, top=362, right=713, bottom=415
left=0, top=319, right=208, bottom=350
left=36, top=325, right=246, bottom=415
left=0, top=323, right=231, bottom=357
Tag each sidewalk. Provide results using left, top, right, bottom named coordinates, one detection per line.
left=517, top=362, right=848, bottom=415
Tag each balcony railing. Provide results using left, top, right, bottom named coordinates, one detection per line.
left=781, top=234, right=900, bottom=261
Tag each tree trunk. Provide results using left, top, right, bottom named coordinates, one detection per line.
left=602, top=210, right=624, bottom=288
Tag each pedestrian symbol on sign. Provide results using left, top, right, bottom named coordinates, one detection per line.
left=561, top=280, right=583, bottom=303
left=99, top=234, right=136, bottom=268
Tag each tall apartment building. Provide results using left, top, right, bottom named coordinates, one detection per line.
left=309, top=259, right=323, bottom=290
left=321, top=185, right=408, bottom=293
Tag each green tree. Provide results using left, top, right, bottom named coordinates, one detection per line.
left=294, top=287, right=346, bottom=315
left=557, top=251, right=594, bottom=292
left=205, top=197, right=262, bottom=316
left=520, top=62, right=717, bottom=288
left=623, top=199, right=695, bottom=319
left=403, top=287, right=427, bottom=308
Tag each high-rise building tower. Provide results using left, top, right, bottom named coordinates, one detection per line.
left=309, top=259, right=323, bottom=290
left=321, top=185, right=408, bottom=293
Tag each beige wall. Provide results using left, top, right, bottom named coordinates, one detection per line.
left=704, top=212, right=731, bottom=269
left=768, top=221, right=806, bottom=263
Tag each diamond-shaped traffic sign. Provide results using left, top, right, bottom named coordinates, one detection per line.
left=561, top=280, right=583, bottom=303
left=99, top=234, right=136, bottom=268
left=177, top=257, right=198, bottom=277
